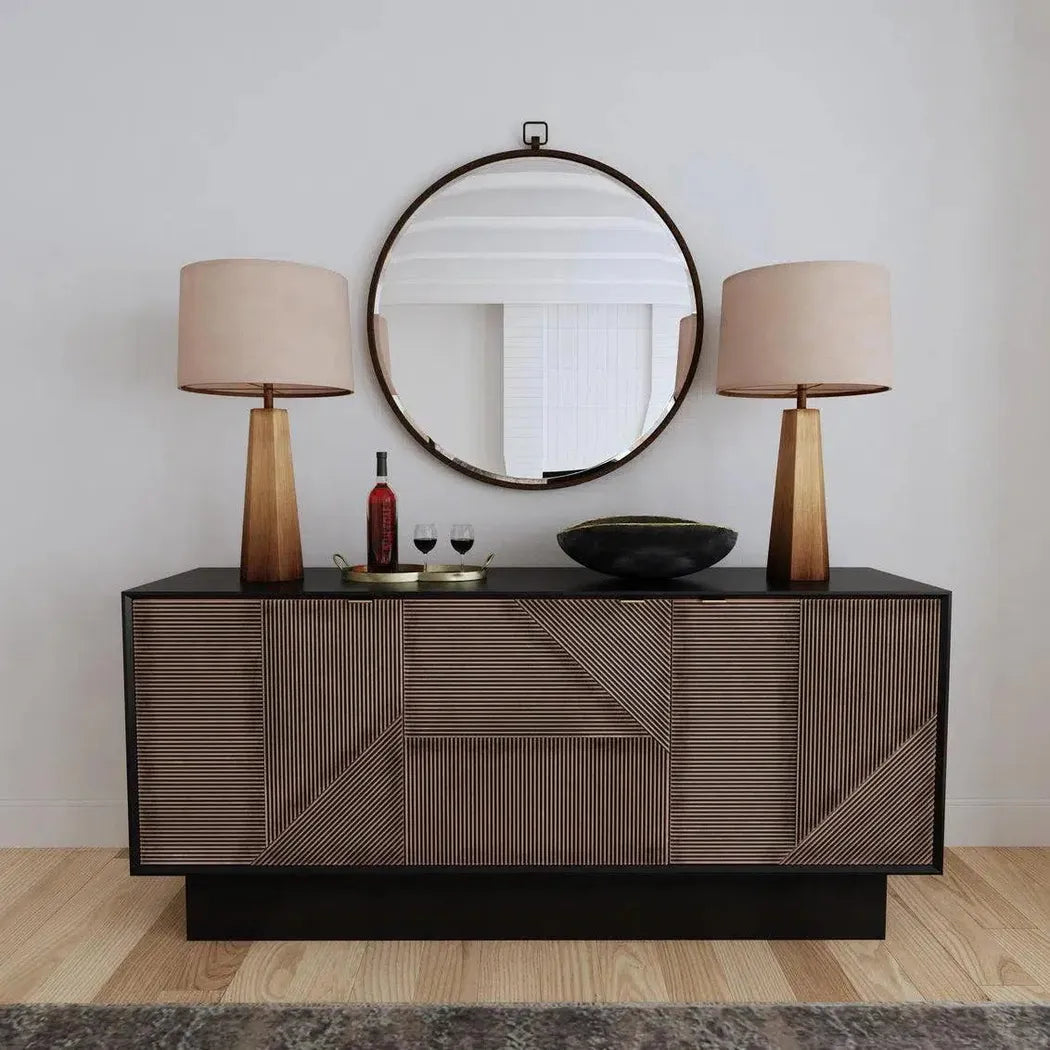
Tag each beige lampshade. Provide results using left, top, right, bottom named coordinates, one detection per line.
left=716, top=261, right=891, bottom=398
left=178, top=259, right=353, bottom=397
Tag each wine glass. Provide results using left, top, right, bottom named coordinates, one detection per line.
left=450, top=524, right=474, bottom=568
left=413, top=523, right=437, bottom=571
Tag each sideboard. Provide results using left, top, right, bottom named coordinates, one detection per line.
left=122, top=566, right=950, bottom=940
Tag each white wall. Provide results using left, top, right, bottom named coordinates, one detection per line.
left=0, top=0, right=1047, bottom=845
left=383, top=304, right=504, bottom=475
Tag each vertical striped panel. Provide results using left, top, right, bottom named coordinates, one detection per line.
left=797, top=598, right=941, bottom=849
left=257, top=721, right=405, bottom=866
left=403, top=600, right=645, bottom=737
left=786, top=719, right=937, bottom=865
left=519, top=598, right=672, bottom=748
left=263, top=599, right=402, bottom=842
left=133, top=599, right=265, bottom=864
left=671, top=599, right=800, bottom=863
left=406, top=737, right=668, bottom=865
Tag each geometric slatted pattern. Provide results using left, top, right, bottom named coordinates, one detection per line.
left=129, top=592, right=945, bottom=872
left=133, top=599, right=265, bottom=865
left=256, top=721, right=404, bottom=866
left=518, top=599, right=672, bottom=748
left=405, top=736, right=668, bottom=865
left=785, top=718, right=938, bottom=866
left=403, top=600, right=653, bottom=737
left=796, top=598, right=941, bottom=856
left=262, top=599, right=402, bottom=842
left=670, top=599, right=800, bottom=864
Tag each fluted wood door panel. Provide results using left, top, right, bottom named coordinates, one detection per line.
left=406, top=736, right=668, bottom=865
left=403, top=598, right=670, bottom=740
left=132, top=600, right=265, bottom=865
left=670, top=599, right=801, bottom=864
left=262, top=599, right=402, bottom=843
left=402, top=597, right=671, bottom=866
left=791, top=597, right=941, bottom=866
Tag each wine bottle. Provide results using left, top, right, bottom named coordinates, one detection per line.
left=367, top=452, right=398, bottom=572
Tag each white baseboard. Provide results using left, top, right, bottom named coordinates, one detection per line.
left=0, top=800, right=127, bottom=847
left=945, top=799, right=1050, bottom=846
left=0, top=798, right=1047, bottom=848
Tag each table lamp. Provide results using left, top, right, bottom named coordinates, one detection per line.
left=716, top=261, right=892, bottom=582
left=178, top=259, right=353, bottom=582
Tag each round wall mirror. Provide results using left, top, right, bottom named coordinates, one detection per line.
left=367, top=146, right=703, bottom=488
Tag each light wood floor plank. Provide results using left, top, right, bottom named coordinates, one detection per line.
left=952, top=849, right=1050, bottom=927
left=287, top=941, right=369, bottom=1002
left=889, top=875, right=1037, bottom=985
left=470, top=941, right=597, bottom=1003
left=414, top=941, right=483, bottom=1003
left=95, top=891, right=250, bottom=1003
left=882, top=893, right=988, bottom=1001
left=221, top=941, right=311, bottom=1002
left=535, top=941, right=600, bottom=1003
left=992, top=929, right=1050, bottom=987
left=0, top=850, right=114, bottom=958
left=939, top=851, right=1036, bottom=929
left=997, top=848, right=1050, bottom=895
left=826, top=940, right=924, bottom=1002
left=656, top=941, right=731, bottom=1002
left=0, top=856, right=167, bottom=1002
left=347, top=940, right=425, bottom=1003
left=0, top=849, right=78, bottom=913
left=769, top=941, right=861, bottom=1002
left=22, top=868, right=180, bottom=1002
left=222, top=939, right=372, bottom=1002
left=711, top=941, right=795, bottom=1002
left=981, top=985, right=1050, bottom=1003
left=472, top=941, right=536, bottom=1002
left=594, top=941, right=670, bottom=1002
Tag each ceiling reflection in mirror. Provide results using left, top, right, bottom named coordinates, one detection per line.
left=371, top=156, right=701, bottom=487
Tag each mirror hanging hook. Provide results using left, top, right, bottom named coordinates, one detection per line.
left=522, top=121, right=549, bottom=150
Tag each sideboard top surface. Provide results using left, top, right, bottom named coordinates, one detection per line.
left=124, top=566, right=949, bottom=600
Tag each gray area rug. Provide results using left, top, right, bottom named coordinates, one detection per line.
left=1, top=1003, right=1049, bottom=1049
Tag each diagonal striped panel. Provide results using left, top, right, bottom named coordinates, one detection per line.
left=406, top=736, right=668, bottom=865
left=785, top=719, right=938, bottom=866
left=517, top=598, right=672, bottom=748
left=671, top=599, right=800, bottom=864
left=256, top=721, right=404, bottom=866
left=797, top=598, right=941, bottom=846
left=133, top=599, right=265, bottom=865
left=263, top=598, right=402, bottom=842
left=403, top=600, right=645, bottom=737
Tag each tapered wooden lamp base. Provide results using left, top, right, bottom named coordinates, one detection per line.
left=241, top=406, right=303, bottom=583
left=767, top=407, right=829, bottom=583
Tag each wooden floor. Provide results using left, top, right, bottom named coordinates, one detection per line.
left=0, top=848, right=1049, bottom=1003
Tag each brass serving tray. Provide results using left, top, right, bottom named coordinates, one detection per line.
left=332, top=554, right=490, bottom=585
left=333, top=554, right=424, bottom=584
left=419, top=563, right=488, bottom=583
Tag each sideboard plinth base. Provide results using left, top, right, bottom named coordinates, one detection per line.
left=185, top=871, right=886, bottom=941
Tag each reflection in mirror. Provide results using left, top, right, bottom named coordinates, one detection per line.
left=372, top=157, right=699, bottom=486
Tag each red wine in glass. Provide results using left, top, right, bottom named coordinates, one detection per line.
left=450, top=524, right=474, bottom=567
left=413, top=524, right=437, bottom=570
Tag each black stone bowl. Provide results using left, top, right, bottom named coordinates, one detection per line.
left=557, top=515, right=738, bottom=579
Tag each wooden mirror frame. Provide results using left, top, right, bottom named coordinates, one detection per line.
left=366, top=145, right=704, bottom=490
